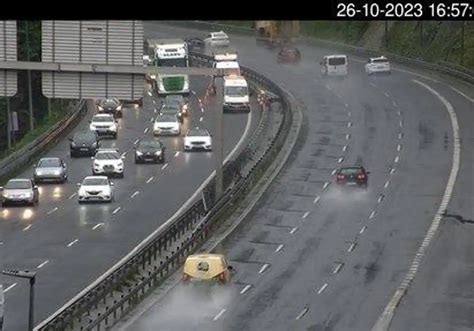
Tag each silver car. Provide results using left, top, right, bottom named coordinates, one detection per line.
left=0, top=179, right=39, bottom=207
left=33, top=157, right=68, bottom=183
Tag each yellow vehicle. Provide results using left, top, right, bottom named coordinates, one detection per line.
left=182, top=254, right=233, bottom=285
left=255, top=21, right=300, bottom=48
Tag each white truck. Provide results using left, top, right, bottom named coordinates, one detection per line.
left=147, top=39, right=190, bottom=96
left=223, top=75, right=250, bottom=113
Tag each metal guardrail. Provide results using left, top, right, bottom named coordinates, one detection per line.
left=37, top=52, right=293, bottom=331
left=0, top=99, right=87, bottom=180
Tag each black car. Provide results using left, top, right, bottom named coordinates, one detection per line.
left=134, top=138, right=166, bottom=164
left=69, top=131, right=101, bottom=157
left=185, top=37, right=204, bottom=52
left=97, top=98, right=123, bottom=118
left=335, top=166, right=369, bottom=188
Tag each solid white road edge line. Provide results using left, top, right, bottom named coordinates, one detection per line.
left=372, top=80, right=460, bottom=331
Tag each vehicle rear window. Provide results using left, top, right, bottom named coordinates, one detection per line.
left=38, top=159, right=61, bottom=167
left=83, top=178, right=108, bottom=186
left=93, top=116, right=113, bottom=122
left=188, top=129, right=209, bottom=137
left=372, top=59, right=389, bottom=64
left=156, top=114, right=177, bottom=122
left=328, top=57, right=346, bottom=66
left=340, top=168, right=362, bottom=175
left=5, top=180, right=31, bottom=189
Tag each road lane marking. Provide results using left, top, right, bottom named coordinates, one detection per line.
left=302, top=211, right=310, bottom=219
left=342, top=145, right=348, bottom=152
left=200, top=108, right=204, bottom=112
left=397, top=110, right=401, bottom=117
left=399, top=120, right=403, bottom=127
left=37, top=260, right=49, bottom=269
left=331, top=169, right=337, bottom=175
left=147, top=91, right=152, bottom=96
left=134, top=139, right=140, bottom=145
left=121, top=152, right=127, bottom=158
left=369, top=82, right=376, bottom=88
left=369, top=211, right=376, bottom=219
left=378, top=195, right=384, bottom=204
left=383, top=91, right=390, bottom=98
left=199, top=116, right=203, bottom=122
left=397, top=144, right=402, bottom=152
left=398, top=133, right=403, bottom=140
left=392, top=100, right=398, bottom=108
left=347, top=122, right=352, bottom=127
left=146, top=176, right=154, bottom=183
left=92, top=223, right=104, bottom=230
left=317, top=283, right=328, bottom=295
left=131, top=191, right=140, bottom=199
left=191, top=90, right=196, bottom=95
left=323, top=182, right=330, bottom=190
left=68, top=193, right=77, bottom=200
left=384, top=180, right=390, bottom=189
left=296, top=307, right=309, bottom=320
left=394, top=156, right=400, bottom=163
left=144, top=128, right=149, bottom=133
left=372, top=78, right=461, bottom=331
left=390, top=168, right=395, bottom=175
left=345, top=134, right=351, bottom=140
left=360, top=226, right=368, bottom=234
left=347, top=243, right=356, bottom=252
left=313, top=196, right=321, bottom=204
left=333, top=263, right=344, bottom=274
left=150, top=117, right=154, bottom=122
left=47, top=207, right=58, bottom=215
left=4, top=283, right=17, bottom=292
left=338, top=157, right=344, bottom=164
left=112, top=207, right=121, bottom=215
left=345, top=103, right=349, bottom=108
left=67, top=239, right=79, bottom=248
left=213, top=308, right=226, bottom=321
left=152, top=100, right=156, bottom=104
left=23, top=224, right=32, bottom=231
left=161, top=163, right=168, bottom=170
left=289, top=227, right=298, bottom=234
left=275, top=244, right=284, bottom=253
left=240, top=285, right=252, bottom=295
left=259, top=264, right=270, bottom=274
left=174, top=151, right=179, bottom=157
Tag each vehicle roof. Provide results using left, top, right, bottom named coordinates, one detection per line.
left=184, top=254, right=226, bottom=279
left=84, top=175, right=108, bottom=180
left=325, top=54, right=347, bottom=58
left=216, top=61, right=240, bottom=69
left=39, top=157, right=61, bottom=161
left=7, top=178, right=30, bottom=182
left=370, top=56, right=389, bottom=61
left=96, top=149, right=119, bottom=153
left=210, top=31, right=228, bottom=36
left=93, top=113, right=114, bottom=118
left=148, top=38, right=186, bottom=46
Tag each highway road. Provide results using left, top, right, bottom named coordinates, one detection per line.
left=120, top=23, right=474, bottom=331
left=0, top=27, right=256, bottom=330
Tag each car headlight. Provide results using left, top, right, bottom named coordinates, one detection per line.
left=183, top=104, right=188, bottom=111
left=71, top=141, right=77, bottom=147
left=136, top=151, right=143, bottom=156
left=116, top=105, right=122, bottom=111
left=53, top=170, right=62, bottom=175
left=155, top=151, right=162, bottom=155
left=98, top=106, right=104, bottom=111
left=110, top=125, right=117, bottom=131
left=150, top=74, right=156, bottom=80
left=92, top=142, right=98, bottom=148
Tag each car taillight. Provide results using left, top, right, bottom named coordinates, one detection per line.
left=337, top=175, right=344, bottom=179
left=357, top=174, right=365, bottom=179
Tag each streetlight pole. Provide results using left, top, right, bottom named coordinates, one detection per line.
left=2, top=269, right=36, bottom=331
left=25, top=21, right=34, bottom=131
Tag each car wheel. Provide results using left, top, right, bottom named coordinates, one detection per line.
left=78, top=200, right=83, bottom=205
left=119, top=172, right=124, bottom=178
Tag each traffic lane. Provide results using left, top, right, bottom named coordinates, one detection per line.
left=221, top=74, right=452, bottom=331
left=389, top=83, right=474, bottom=331
left=122, top=55, right=404, bottom=330
left=0, top=100, right=252, bottom=330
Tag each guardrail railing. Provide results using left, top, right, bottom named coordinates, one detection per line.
left=36, top=52, right=293, bottom=331
left=0, top=99, right=87, bottom=181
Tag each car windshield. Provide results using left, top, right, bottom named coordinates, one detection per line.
left=5, top=180, right=31, bottom=189
left=156, top=114, right=177, bottom=122
left=225, top=86, right=248, bottom=97
left=157, top=58, right=187, bottom=67
left=93, top=116, right=113, bottom=122
left=95, top=152, right=120, bottom=160
left=328, top=57, right=346, bottom=66
left=188, top=129, right=209, bottom=137
left=100, top=99, right=119, bottom=107
left=340, top=168, right=362, bottom=175
left=139, top=140, right=161, bottom=148
left=162, top=104, right=180, bottom=112
left=38, top=159, right=61, bottom=167
left=74, top=132, right=95, bottom=142
left=82, top=178, right=108, bottom=186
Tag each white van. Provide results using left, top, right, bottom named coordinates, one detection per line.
left=321, top=55, right=348, bottom=77
left=223, top=75, right=250, bottom=112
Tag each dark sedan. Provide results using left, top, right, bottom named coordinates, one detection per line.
left=335, top=166, right=369, bottom=188
left=69, top=131, right=100, bottom=157
left=97, top=98, right=123, bottom=118
left=277, top=46, right=301, bottom=64
left=185, top=37, right=205, bottom=52
left=134, top=138, right=166, bottom=164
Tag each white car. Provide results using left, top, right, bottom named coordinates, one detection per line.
left=365, top=56, right=391, bottom=75
left=204, top=31, right=230, bottom=47
left=89, top=114, right=118, bottom=138
left=153, top=114, right=181, bottom=136
left=321, top=55, right=348, bottom=77
left=184, top=127, right=212, bottom=151
left=92, top=149, right=125, bottom=178
left=78, top=176, right=114, bottom=203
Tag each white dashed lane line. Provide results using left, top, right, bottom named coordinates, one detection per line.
left=390, top=168, right=396, bottom=175
left=23, top=224, right=32, bottom=231
left=130, top=191, right=140, bottom=199
left=146, top=176, right=154, bottom=183
left=112, top=207, right=121, bottom=215
left=275, top=244, right=284, bottom=253
left=397, top=144, right=402, bottom=152
left=296, top=307, right=309, bottom=320
left=347, top=122, right=352, bottom=127
left=240, top=284, right=252, bottom=295
left=37, top=260, right=49, bottom=269
left=147, top=91, right=152, bottom=97
left=68, top=193, right=77, bottom=200
left=313, top=196, right=321, bottom=204
left=174, top=151, right=179, bottom=157
left=333, top=263, right=344, bottom=274
left=383, top=91, right=390, bottom=98
left=360, top=226, right=368, bottom=234
left=259, top=264, right=270, bottom=274
left=161, top=163, right=168, bottom=170
left=331, top=169, right=337, bottom=175
left=378, top=195, right=384, bottom=204
left=369, top=211, right=376, bottom=219
left=92, top=223, right=104, bottom=230
left=347, top=242, right=356, bottom=253
left=4, top=283, right=17, bottom=292
left=134, top=139, right=140, bottom=145
left=394, top=156, right=400, bottom=163
left=47, top=207, right=58, bottom=215
left=317, top=283, right=328, bottom=295
left=398, top=133, right=403, bottom=140
left=342, top=145, right=348, bottom=152
left=346, top=134, right=351, bottom=140
left=338, top=157, right=344, bottom=164
left=392, top=100, right=398, bottom=108
left=67, top=239, right=79, bottom=248
left=121, top=152, right=127, bottom=158
left=213, top=309, right=226, bottom=321
left=289, top=227, right=298, bottom=234
left=144, top=128, right=149, bottom=134
left=384, top=180, right=390, bottom=189
left=302, top=211, right=310, bottom=219
left=323, top=182, right=330, bottom=190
